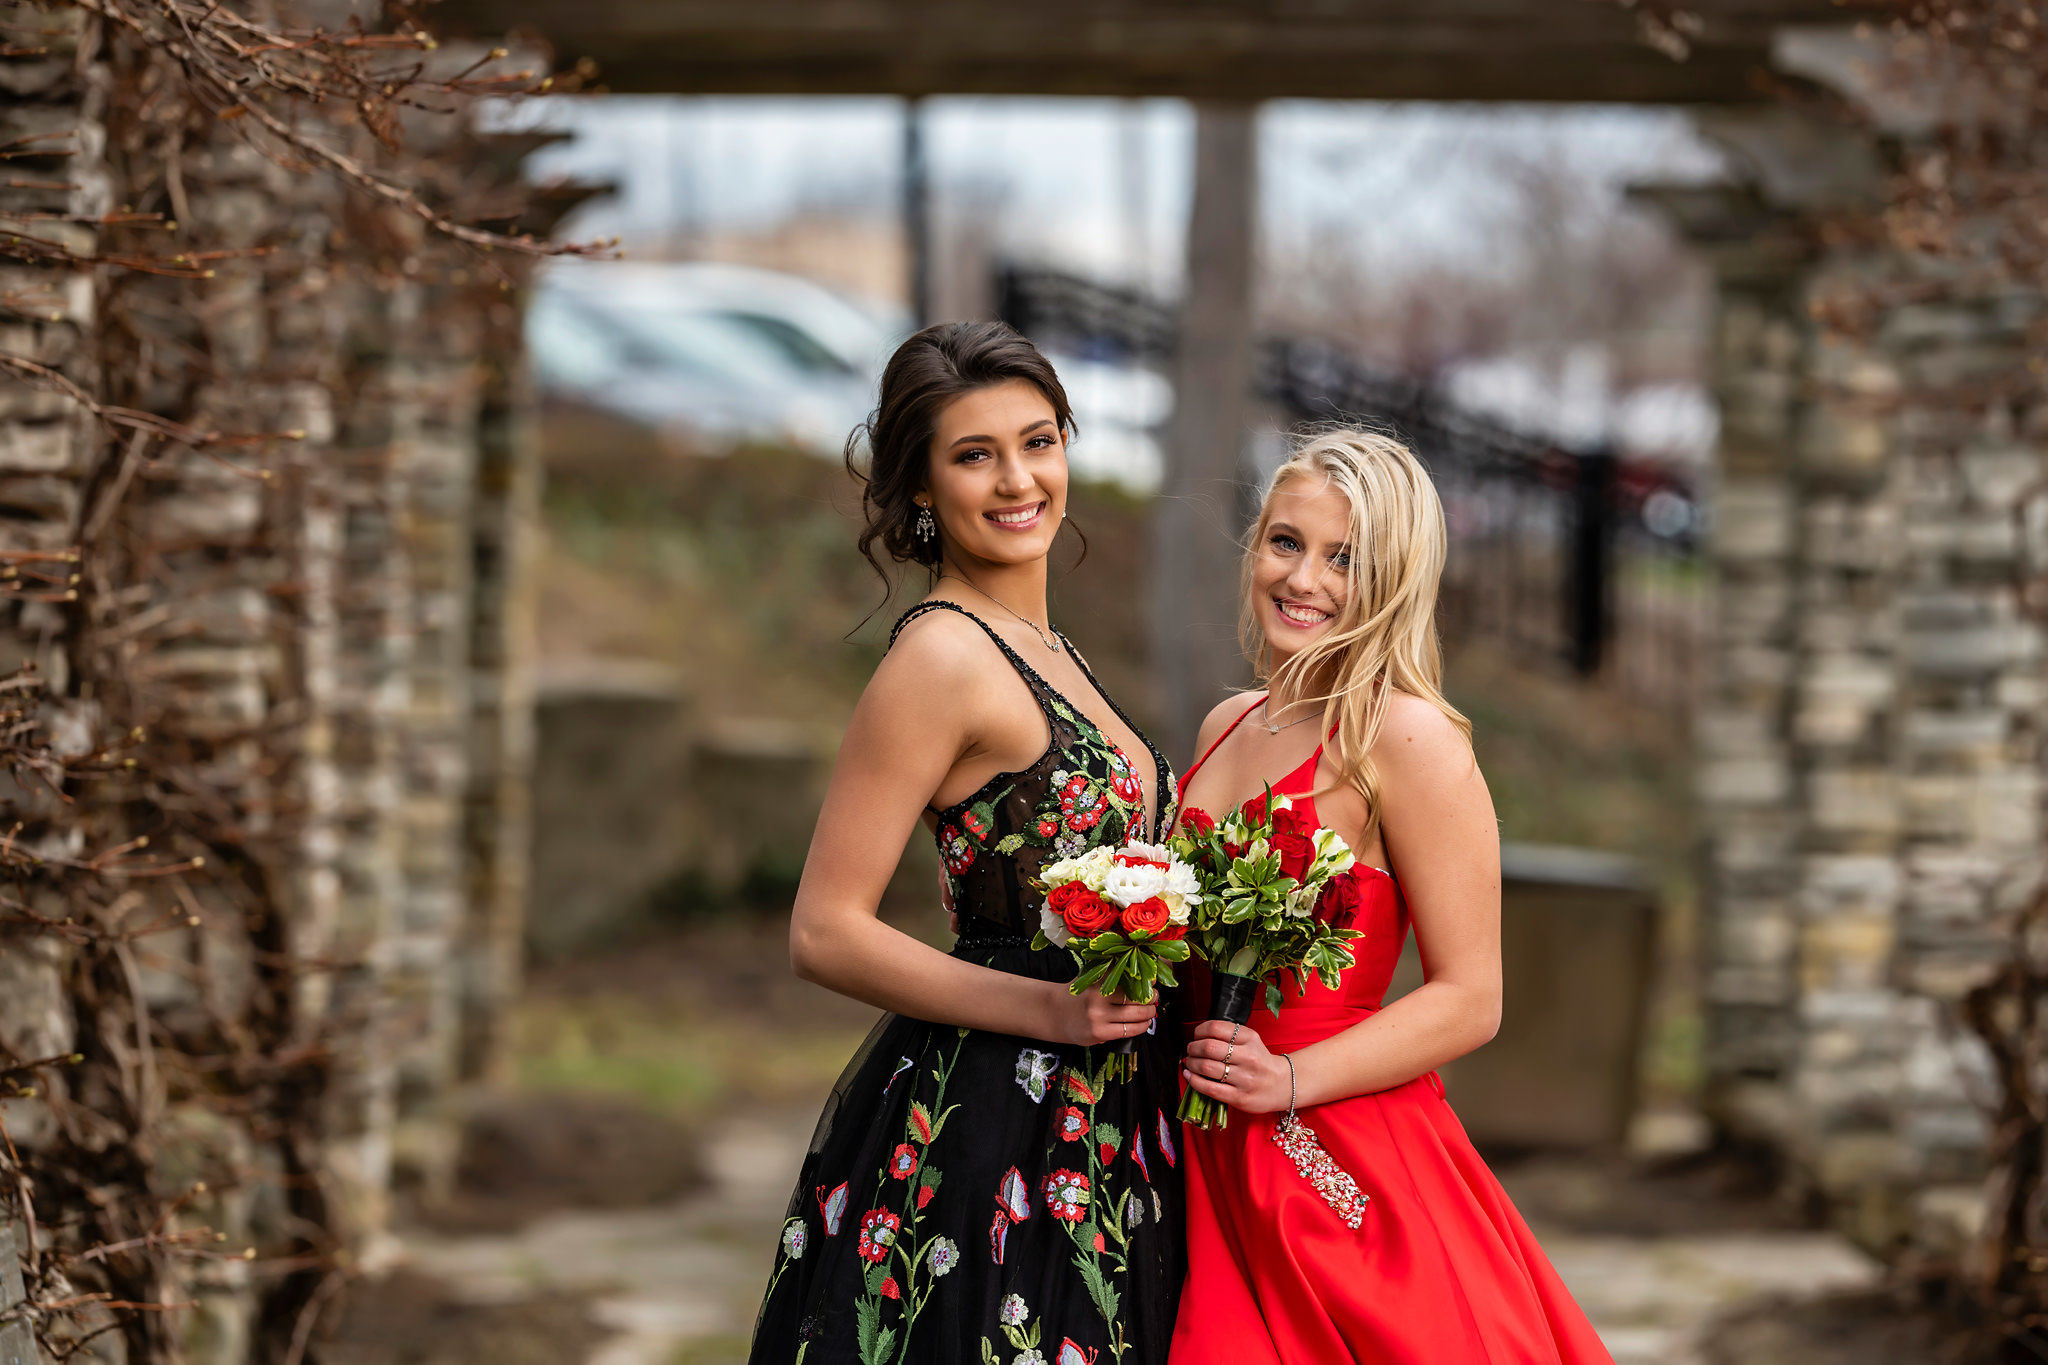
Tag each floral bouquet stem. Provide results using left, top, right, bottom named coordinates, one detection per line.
left=1169, top=788, right=1366, bottom=1131
left=1178, top=964, right=1263, bottom=1129
left=1033, top=841, right=1202, bottom=1082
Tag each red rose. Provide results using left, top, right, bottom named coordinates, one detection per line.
left=1272, top=803, right=1316, bottom=840
left=1223, top=838, right=1249, bottom=861
left=1317, top=868, right=1368, bottom=929
left=1273, top=830, right=1315, bottom=883
left=1179, top=807, right=1216, bottom=839
left=1238, top=792, right=1274, bottom=827
left=1154, top=921, right=1188, bottom=942
left=1119, top=896, right=1172, bottom=936
left=1050, top=883, right=1118, bottom=936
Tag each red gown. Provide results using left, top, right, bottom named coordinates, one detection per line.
left=1169, top=699, right=1614, bottom=1365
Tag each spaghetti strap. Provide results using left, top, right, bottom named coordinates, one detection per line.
left=1181, top=694, right=1270, bottom=788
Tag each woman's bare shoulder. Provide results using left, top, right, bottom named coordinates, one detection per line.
left=866, top=603, right=1004, bottom=708
left=1191, top=690, right=1264, bottom=759
left=1373, top=690, right=1478, bottom=782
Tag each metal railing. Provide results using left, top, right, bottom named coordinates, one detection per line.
left=996, top=264, right=1706, bottom=709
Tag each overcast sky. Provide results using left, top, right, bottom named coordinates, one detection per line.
left=505, top=96, right=1727, bottom=302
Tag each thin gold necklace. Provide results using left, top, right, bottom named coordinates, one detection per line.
left=940, top=571, right=1060, bottom=654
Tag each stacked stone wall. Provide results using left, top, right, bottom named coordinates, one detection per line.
left=1681, top=110, right=2048, bottom=1252
left=0, top=10, right=546, bottom=1359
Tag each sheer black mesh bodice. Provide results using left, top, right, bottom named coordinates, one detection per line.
left=905, top=602, right=1179, bottom=945
left=749, top=600, right=1185, bottom=1365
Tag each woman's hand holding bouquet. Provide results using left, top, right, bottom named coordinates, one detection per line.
left=1032, top=841, right=1202, bottom=1078
left=1169, top=789, right=1368, bottom=1128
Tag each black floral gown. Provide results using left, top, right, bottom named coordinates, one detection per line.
left=750, top=600, right=1186, bottom=1365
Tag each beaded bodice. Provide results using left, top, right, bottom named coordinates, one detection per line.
left=889, top=600, right=1177, bottom=940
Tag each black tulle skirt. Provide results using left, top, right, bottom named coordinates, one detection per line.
left=748, top=940, right=1186, bottom=1364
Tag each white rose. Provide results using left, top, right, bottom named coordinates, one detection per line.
left=1039, top=902, right=1072, bottom=946
left=1102, top=862, right=1166, bottom=906
left=1164, top=861, right=1201, bottom=901
left=1159, top=890, right=1190, bottom=924
left=1074, top=845, right=1118, bottom=889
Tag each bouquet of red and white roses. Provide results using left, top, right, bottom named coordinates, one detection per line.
left=1032, top=840, right=1202, bottom=1079
left=1169, top=789, right=1369, bottom=1128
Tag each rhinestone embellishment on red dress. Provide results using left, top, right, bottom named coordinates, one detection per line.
left=1273, top=1112, right=1370, bottom=1230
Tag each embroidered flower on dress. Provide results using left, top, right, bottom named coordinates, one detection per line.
left=1126, top=1191, right=1145, bottom=1228
left=1057, top=1106, right=1087, bottom=1141
left=888, top=1143, right=919, bottom=1180
left=939, top=824, right=975, bottom=875
left=999, top=1293, right=1029, bottom=1326
left=1014, top=1048, right=1058, bottom=1103
left=927, top=1236, right=960, bottom=1276
left=856, top=1207, right=901, bottom=1263
left=1014, top=1351, right=1046, bottom=1365
left=1042, top=1169, right=1090, bottom=1221
left=780, top=1218, right=807, bottom=1259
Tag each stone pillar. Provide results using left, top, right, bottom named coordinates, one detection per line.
left=0, top=0, right=99, bottom=1188
left=1665, top=94, right=2046, bottom=1250
left=384, top=271, right=483, bottom=1193
left=1643, top=176, right=1812, bottom=1137
left=459, top=274, right=541, bottom=1085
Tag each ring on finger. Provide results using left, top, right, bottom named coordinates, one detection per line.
left=1220, top=1062, right=1232, bottom=1083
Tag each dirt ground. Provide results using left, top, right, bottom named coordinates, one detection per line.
left=293, top=917, right=2003, bottom=1365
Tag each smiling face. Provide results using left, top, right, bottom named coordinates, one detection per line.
left=920, top=379, right=1068, bottom=569
left=1251, top=474, right=1357, bottom=665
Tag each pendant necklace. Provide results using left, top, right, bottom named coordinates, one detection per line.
left=940, top=571, right=1060, bottom=654
left=1260, top=698, right=1319, bottom=735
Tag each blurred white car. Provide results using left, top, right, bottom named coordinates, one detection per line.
left=530, top=260, right=895, bottom=456
left=529, top=259, right=1171, bottom=488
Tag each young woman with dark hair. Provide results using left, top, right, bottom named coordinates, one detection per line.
left=748, top=321, right=1185, bottom=1364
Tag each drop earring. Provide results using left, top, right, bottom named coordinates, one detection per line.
left=915, top=503, right=935, bottom=543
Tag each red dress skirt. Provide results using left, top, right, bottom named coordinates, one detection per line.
left=1169, top=707, right=1613, bottom=1365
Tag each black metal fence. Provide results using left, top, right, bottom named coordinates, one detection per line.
left=995, top=264, right=1706, bottom=710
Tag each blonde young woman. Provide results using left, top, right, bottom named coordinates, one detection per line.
left=1167, top=431, right=1612, bottom=1365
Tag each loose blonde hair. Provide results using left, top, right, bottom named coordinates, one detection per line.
left=1239, top=427, right=1472, bottom=841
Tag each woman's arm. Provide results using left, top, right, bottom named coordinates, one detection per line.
left=1182, top=693, right=1502, bottom=1111
left=789, top=614, right=1156, bottom=1049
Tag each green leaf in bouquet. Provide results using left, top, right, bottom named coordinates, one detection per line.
left=1155, top=959, right=1179, bottom=988
left=1154, top=939, right=1191, bottom=962
left=1264, top=980, right=1284, bottom=1015
left=1086, top=931, right=1127, bottom=954
left=1072, top=958, right=1112, bottom=993
left=1133, top=951, right=1158, bottom=986
left=1031, top=930, right=1052, bottom=951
